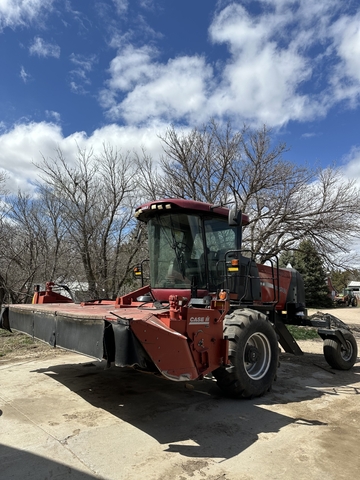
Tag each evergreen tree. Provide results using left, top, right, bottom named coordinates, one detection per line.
left=329, top=268, right=360, bottom=294
left=292, top=240, right=332, bottom=308
left=329, top=269, right=351, bottom=294
left=278, top=251, right=295, bottom=268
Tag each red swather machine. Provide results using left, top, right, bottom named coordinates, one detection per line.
left=1, top=199, right=358, bottom=398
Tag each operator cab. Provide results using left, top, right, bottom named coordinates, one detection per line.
left=135, top=199, right=259, bottom=303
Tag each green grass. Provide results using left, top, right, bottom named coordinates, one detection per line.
left=286, top=324, right=319, bottom=340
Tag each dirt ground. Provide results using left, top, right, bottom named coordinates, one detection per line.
left=0, top=328, right=72, bottom=365
left=0, top=307, right=359, bottom=479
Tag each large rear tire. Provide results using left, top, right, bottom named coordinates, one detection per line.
left=323, top=330, right=358, bottom=370
left=213, top=309, right=279, bottom=399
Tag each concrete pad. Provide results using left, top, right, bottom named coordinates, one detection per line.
left=1, top=349, right=360, bottom=480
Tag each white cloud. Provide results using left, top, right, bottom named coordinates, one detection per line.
left=212, top=0, right=360, bottom=124
left=139, top=0, right=156, bottom=11
left=69, top=53, right=97, bottom=76
left=0, top=0, right=55, bottom=31
left=69, top=82, right=88, bottom=95
left=45, top=110, right=61, bottom=123
left=105, top=45, right=158, bottom=92
left=69, top=53, right=97, bottom=94
left=100, top=1, right=360, bottom=128
left=29, top=36, right=60, bottom=58
left=120, top=56, right=212, bottom=124
left=301, top=132, right=319, bottom=139
left=0, top=122, right=65, bottom=192
left=207, top=2, right=326, bottom=125
left=101, top=45, right=213, bottom=124
left=329, top=13, right=360, bottom=107
left=20, top=65, right=30, bottom=83
left=342, top=146, right=360, bottom=181
left=0, top=121, right=167, bottom=193
left=112, top=0, right=128, bottom=15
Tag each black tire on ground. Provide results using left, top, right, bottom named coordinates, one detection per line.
left=213, top=309, right=279, bottom=399
left=352, top=297, right=358, bottom=307
left=323, top=330, right=358, bottom=370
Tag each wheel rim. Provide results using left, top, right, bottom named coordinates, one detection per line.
left=341, top=340, right=353, bottom=362
left=243, top=332, right=272, bottom=380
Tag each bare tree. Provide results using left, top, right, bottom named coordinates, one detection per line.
left=154, top=120, right=240, bottom=204
left=35, top=144, right=142, bottom=298
left=2, top=123, right=359, bottom=304
left=231, top=127, right=360, bottom=264
left=152, top=120, right=360, bottom=266
left=0, top=170, right=10, bottom=304
left=134, top=149, right=163, bottom=202
left=0, top=189, right=73, bottom=303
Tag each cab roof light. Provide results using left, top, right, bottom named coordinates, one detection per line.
left=150, top=203, right=171, bottom=210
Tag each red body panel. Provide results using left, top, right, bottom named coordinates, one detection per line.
left=258, top=264, right=292, bottom=310
left=32, top=282, right=73, bottom=304
left=25, top=286, right=230, bottom=381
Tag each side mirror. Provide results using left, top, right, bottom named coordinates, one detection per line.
left=228, top=207, right=242, bottom=226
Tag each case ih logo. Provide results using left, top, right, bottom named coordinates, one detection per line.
left=189, top=316, right=210, bottom=325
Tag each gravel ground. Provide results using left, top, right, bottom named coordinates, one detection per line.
left=307, top=307, right=360, bottom=327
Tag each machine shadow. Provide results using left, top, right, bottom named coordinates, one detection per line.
left=32, top=349, right=359, bottom=460
left=0, top=443, right=100, bottom=480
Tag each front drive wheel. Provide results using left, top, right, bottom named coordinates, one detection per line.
left=323, top=330, right=358, bottom=370
left=213, top=309, right=279, bottom=399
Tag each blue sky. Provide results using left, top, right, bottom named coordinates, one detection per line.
left=1, top=0, right=360, bottom=192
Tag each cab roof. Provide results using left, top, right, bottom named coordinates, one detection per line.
left=135, top=198, right=249, bottom=225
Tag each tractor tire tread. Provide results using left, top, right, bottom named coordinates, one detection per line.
left=213, top=308, right=278, bottom=399
left=323, top=331, right=357, bottom=370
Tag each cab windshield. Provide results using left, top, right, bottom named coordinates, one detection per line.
left=148, top=213, right=238, bottom=291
